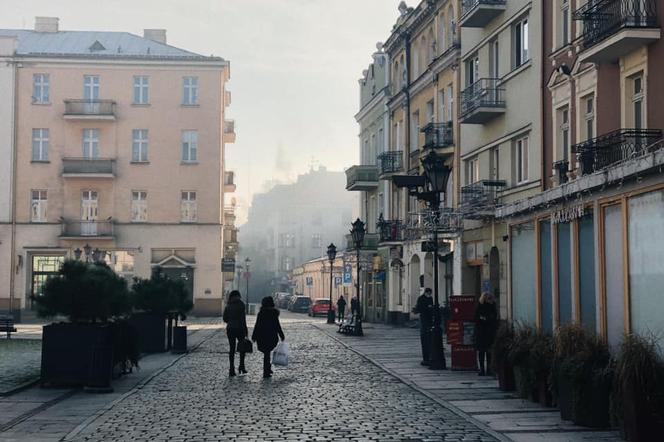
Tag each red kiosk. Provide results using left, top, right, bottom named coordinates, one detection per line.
left=446, top=295, right=478, bottom=371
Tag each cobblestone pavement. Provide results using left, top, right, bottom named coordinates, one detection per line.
left=71, top=320, right=498, bottom=442
left=0, top=339, right=41, bottom=395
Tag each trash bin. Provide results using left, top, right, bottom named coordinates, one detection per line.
left=172, top=326, right=187, bottom=354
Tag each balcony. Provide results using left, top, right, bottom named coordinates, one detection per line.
left=574, top=0, right=660, bottom=63
left=406, top=209, right=463, bottom=236
left=60, top=221, right=114, bottom=239
left=224, top=207, right=236, bottom=225
left=62, top=158, right=115, bottom=178
left=377, top=219, right=404, bottom=243
left=345, top=165, right=379, bottom=191
left=63, top=100, right=116, bottom=120
left=225, top=227, right=239, bottom=246
left=224, top=119, right=236, bottom=143
left=377, top=151, right=404, bottom=178
left=345, top=233, right=379, bottom=251
left=460, top=0, right=506, bottom=28
left=572, top=128, right=663, bottom=175
left=461, top=180, right=506, bottom=219
left=460, top=78, right=505, bottom=124
left=422, top=122, right=454, bottom=150
left=224, top=171, right=236, bottom=193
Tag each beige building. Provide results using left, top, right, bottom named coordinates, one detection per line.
left=0, top=18, right=235, bottom=318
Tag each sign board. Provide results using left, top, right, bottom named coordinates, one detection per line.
left=305, top=276, right=314, bottom=287
left=221, top=258, right=235, bottom=273
left=334, top=276, right=342, bottom=286
left=450, top=295, right=477, bottom=321
left=451, top=345, right=478, bottom=371
left=343, top=264, right=352, bottom=286
left=446, top=320, right=462, bottom=345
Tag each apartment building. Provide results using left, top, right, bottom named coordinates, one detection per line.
left=0, top=17, right=235, bottom=318
left=496, top=0, right=664, bottom=345
left=458, top=0, right=544, bottom=318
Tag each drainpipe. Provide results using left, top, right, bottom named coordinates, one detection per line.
left=9, top=57, right=18, bottom=317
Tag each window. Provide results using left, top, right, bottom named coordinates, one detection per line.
left=83, top=75, right=100, bottom=100
left=183, top=76, right=198, bottom=105
left=466, top=54, right=479, bottom=86
left=490, top=39, right=500, bottom=78
left=410, top=111, right=420, bottom=152
left=412, top=42, right=420, bottom=79
left=279, top=233, right=295, bottom=248
left=515, top=136, right=529, bottom=184
left=439, top=14, right=446, bottom=52
left=311, top=233, right=322, bottom=248
left=491, top=148, right=500, bottom=180
left=131, top=191, right=148, bottom=222
left=584, top=95, right=595, bottom=140
left=448, top=6, right=455, bottom=47
left=363, top=139, right=369, bottom=165
left=281, top=256, right=294, bottom=272
left=426, top=100, right=434, bottom=124
left=32, top=128, right=49, bottom=161
left=31, top=190, right=47, bottom=222
left=82, top=129, right=100, bottom=159
left=467, top=157, right=479, bottom=184
left=633, top=75, right=644, bottom=129
left=180, top=191, right=197, bottom=222
left=447, top=85, right=454, bottom=122
left=377, top=128, right=384, bottom=154
left=438, top=90, right=445, bottom=122
left=133, top=76, right=149, bottom=104
left=33, top=74, right=49, bottom=104
left=132, top=129, right=148, bottom=162
left=181, top=131, right=198, bottom=162
left=559, top=106, right=570, bottom=161
left=378, top=192, right=385, bottom=218
left=561, top=0, right=570, bottom=46
left=396, top=120, right=403, bottom=150
left=513, top=17, right=530, bottom=68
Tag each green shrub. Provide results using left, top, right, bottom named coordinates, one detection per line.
left=491, top=320, right=514, bottom=372
left=509, top=323, right=553, bottom=398
left=130, top=267, right=193, bottom=319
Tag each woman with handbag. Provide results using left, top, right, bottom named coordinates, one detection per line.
left=251, top=296, right=285, bottom=378
left=223, top=290, right=249, bottom=377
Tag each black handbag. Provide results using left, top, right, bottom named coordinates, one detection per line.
left=238, top=338, right=253, bottom=354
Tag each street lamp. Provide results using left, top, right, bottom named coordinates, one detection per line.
left=244, top=257, right=251, bottom=307
left=326, top=243, right=337, bottom=324
left=83, top=243, right=92, bottom=262
left=350, top=218, right=365, bottom=336
left=420, top=150, right=452, bottom=371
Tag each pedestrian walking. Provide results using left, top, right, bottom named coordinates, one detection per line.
left=413, top=288, right=434, bottom=366
left=251, top=296, right=285, bottom=378
left=474, top=292, right=498, bottom=376
left=222, top=290, right=248, bottom=377
left=350, top=295, right=360, bottom=320
left=336, top=295, right=347, bottom=322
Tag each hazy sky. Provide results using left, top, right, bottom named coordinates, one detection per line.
left=1, top=0, right=409, bottom=224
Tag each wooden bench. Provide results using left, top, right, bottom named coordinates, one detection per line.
left=337, top=316, right=359, bottom=335
left=0, top=315, right=17, bottom=339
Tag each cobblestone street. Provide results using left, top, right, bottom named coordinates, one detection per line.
left=68, top=318, right=497, bottom=442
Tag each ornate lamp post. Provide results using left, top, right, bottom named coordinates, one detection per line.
left=420, top=150, right=452, bottom=371
left=326, top=243, right=337, bottom=324
left=244, top=257, right=251, bottom=307
left=350, top=218, right=365, bottom=336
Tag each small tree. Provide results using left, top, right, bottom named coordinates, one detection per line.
left=131, top=268, right=193, bottom=319
left=34, top=259, right=131, bottom=323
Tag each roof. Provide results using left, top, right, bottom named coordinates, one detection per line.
left=0, top=29, right=225, bottom=62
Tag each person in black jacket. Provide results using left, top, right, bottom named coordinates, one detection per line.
left=474, top=292, right=498, bottom=376
left=336, top=295, right=347, bottom=322
left=222, top=290, right=248, bottom=377
left=413, top=288, right=434, bottom=366
left=251, top=296, right=285, bottom=378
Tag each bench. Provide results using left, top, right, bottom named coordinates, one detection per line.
left=337, top=316, right=359, bottom=336
left=0, top=315, right=17, bottom=339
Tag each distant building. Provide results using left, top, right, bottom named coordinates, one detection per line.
left=0, top=17, right=235, bottom=319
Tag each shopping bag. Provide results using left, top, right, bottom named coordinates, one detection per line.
left=237, top=338, right=253, bottom=354
left=272, top=341, right=290, bottom=367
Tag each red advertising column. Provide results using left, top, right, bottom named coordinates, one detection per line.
left=446, top=295, right=478, bottom=371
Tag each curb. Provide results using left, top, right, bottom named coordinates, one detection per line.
left=313, top=324, right=513, bottom=442
left=63, top=328, right=219, bottom=441
left=0, top=377, right=41, bottom=397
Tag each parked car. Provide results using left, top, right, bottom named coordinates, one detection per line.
left=288, top=296, right=311, bottom=313
left=309, top=299, right=334, bottom=317
left=275, top=292, right=292, bottom=309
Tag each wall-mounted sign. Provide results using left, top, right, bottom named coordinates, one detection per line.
left=343, top=264, right=353, bottom=286
left=552, top=204, right=585, bottom=224
left=222, top=258, right=235, bottom=272
left=305, top=276, right=314, bottom=286
left=334, top=276, right=342, bottom=286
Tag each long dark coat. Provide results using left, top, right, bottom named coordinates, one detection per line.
left=474, top=302, right=498, bottom=351
left=414, top=294, right=434, bottom=334
left=222, top=298, right=248, bottom=338
left=251, top=307, right=285, bottom=353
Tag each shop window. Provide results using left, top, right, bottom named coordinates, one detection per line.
left=511, top=222, right=536, bottom=324
left=557, top=222, right=573, bottom=325
left=603, top=204, right=625, bottom=347
left=540, top=220, right=553, bottom=333
left=578, top=213, right=596, bottom=332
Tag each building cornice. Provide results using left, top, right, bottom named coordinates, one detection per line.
left=355, top=87, right=390, bottom=122
left=14, top=54, right=229, bottom=69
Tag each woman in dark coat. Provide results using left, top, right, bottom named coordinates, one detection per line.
left=474, top=292, right=498, bottom=376
left=251, top=296, right=285, bottom=378
left=222, top=290, right=248, bottom=377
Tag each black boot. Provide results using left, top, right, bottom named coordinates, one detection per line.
left=238, top=353, right=247, bottom=374
left=229, top=367, right=236, bottom=377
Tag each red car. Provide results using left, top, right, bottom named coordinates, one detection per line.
left=309, top=299, right=334, bottom=317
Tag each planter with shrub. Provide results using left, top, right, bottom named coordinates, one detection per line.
left=491, top=321, right=515, bottom=391
left=509, top=324, right=553, bottom=406
left=34, top=260, right=138, bottom=390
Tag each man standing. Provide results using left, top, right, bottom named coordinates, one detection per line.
left=350, top=295, right=359, bottom=319
left=336, top=295, right=347, bottom=322
left=413, top=288, right=434, bottom=366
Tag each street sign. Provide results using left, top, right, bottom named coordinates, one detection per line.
left=306, top=276, right=314, bottom=286
left=221, top=258, right=235, bottom=272
left=343, top=264, right=352, bottom=286
left=334, top=276, right=342, bottom=286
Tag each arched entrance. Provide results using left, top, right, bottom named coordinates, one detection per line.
left=409, top=255, right=421, bottom=318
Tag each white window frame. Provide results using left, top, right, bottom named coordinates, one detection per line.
left=181, top=130, right=198, bottom=163
left=447, top=85, right=454, bottom=123
left=557, top=105, right=570, bottom=161
left=513, top=17, right=530, bottom=68
left=33, top=74, right=49, bottom=104
left=82, top=129, right=100, bottom=159
left=31, top=190, right=47, bottom=223
left=182, top=76, right=199, bottom=105
left=410, top=111, right=420, bottom=152
left=83, top=75, right=100, bottom=101
left=180, top=191, right=197, bottom=222
left=132, top=129, right=149, bottom=162
left=584, top=94, right=595, bottom=140
left=561, top=0, right=570, bottom=47
left=32, top=128, right=49, bottom=162
left=490, top=39, right=500, bottom=78
left=632, top=75, right=644, bottom=129
left=515, top=136, right=529, bottom=184
left=491, top=148, right=500, bottom=180
left=131, top=191, right=148, bottom=222
left=467, top=157, right=479, bottom=185
left=133, top=76, right=149, bottom=105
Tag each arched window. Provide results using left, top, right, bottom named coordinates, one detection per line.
left=439, top=13, right=446, bottom=52
left=427, top=29, right=435, bottom=62
left=393, top=60, right=400, bottom=91
left=448, top=5, right=455, bottom=46
left=420, top=36, right=427, bottom=73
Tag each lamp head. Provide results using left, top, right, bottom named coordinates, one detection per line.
left=350, top=218, right=366, bottom=246
left=327, top=243, right=337, bottom=262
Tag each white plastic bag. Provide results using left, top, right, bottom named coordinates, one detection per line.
left=272, top=341, right=290, bottom=367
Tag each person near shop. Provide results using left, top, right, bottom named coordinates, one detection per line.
left=336, top=295, right=347, bottom=322
left=413, top=288, right=434, bottom=366
left=222, top=290, right=248, bottom=377
left=252, top=296, right=285, bottom=378
left=474, top=292, right=498, bottom=376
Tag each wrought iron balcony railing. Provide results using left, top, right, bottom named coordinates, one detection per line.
left=422, top=122, right=453, bottom=149
left=345, top=233, right=379, bottom=251
left=460, top=180, right=506, bottom=219
left=574, top=0, right=659, bottom=50
left=345, top=165, right=379, bottom=190
left=460, top=78, right=505, bottom=123
left=377, top=219, right=404, bottom=243
left=61, top=221, right=114, bottom=238
left=62, top=158, right=115, bottom=176
left=572, top=128, right=663, bottom=175
left=405, top=209, right=463, bottom=236
left=63, top=100, right=116, bottom=118
left=377, top=151, right=404, bottom=176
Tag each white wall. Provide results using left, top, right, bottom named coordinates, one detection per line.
left=0, top=37, right=16, bottom=223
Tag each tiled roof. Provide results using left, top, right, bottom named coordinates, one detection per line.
left=0, top=29, right=224, bottom=61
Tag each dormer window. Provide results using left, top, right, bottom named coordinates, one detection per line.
left=89, top=40, right=106, bottom=52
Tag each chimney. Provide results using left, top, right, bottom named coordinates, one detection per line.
left=34, top=17, right=59, bottom=33
left=143, top=29, right=167, bottom=44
